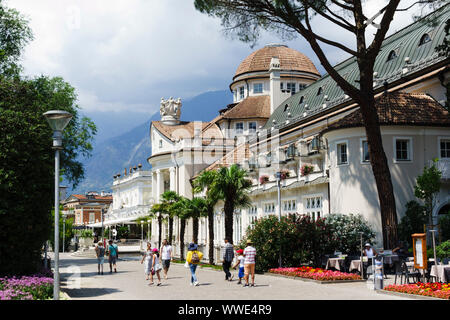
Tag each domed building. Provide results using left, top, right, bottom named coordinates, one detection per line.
left=143, top=44, right=320, bottom=257
left=231, top=44, right=320, bottom=108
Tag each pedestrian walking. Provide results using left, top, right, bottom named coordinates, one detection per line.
left=186, top=243, right=203, bottom=286
left=160, top=239, right=172, bottom=280
left=95, top=241, right=105, bottom=275
left=222, top=237, right=234, bottom=281
left=151, top=248, right=162, bottom=286
left=107, top=239, right=119, bottom=273
left=140, top=242, right=153, bottom=281
left=243, top=239, right=256, bottom=287
left=232, top=249, right=245, bottom=285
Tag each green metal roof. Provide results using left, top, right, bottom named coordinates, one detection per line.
left=264, top=5, right=450, bottom=130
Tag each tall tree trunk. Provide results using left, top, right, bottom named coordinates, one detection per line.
left=193, top=217, right=199, bottom=244
left=224, top=200, right=234, bottom=244
left=180, top=218, right=186, bottom=260
left=359, top=89, right=398, bottom=249
left=168, top=217, right=173, bottom=245
left=208, top=209, right=215, bottom=265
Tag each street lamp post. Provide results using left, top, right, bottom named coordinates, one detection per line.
left=62, top=214, right=66, bottom=253
left=43, top=110, right=72, bottom=301
left=275, top=171, right=282, bottom=268
left=141, top=221, right=144, bottom=243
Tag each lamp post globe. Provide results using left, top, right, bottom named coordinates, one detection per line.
left=43, top=110, right=72, bottom=300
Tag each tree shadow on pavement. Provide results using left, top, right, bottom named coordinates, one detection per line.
left=63, top=287, right=122, bottom=298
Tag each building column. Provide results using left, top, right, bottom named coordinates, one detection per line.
left=156, top=169, right=163, bottom=201
left=152, top=171, right=157, bottom=200
left=169, top=167, right=176, bottom=192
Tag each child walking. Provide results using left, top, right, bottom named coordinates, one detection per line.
left=232, top=249, right=245, bottom=285
left=151, top=248, right=162, bottom=286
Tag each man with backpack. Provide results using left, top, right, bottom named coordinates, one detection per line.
left=186, top=242, right=203, bottom=286
left=107, top=239, right=119, bottom=273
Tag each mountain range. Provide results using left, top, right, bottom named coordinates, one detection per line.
left=70, top=90, right=232, bottom=195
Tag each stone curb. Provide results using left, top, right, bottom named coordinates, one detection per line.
left=376, top=290, right=447, bottom=301
left=262, top=272, right=366, bottom=284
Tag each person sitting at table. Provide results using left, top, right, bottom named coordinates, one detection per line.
left=363, top=243, right=377, bottom=258
left=392, top=241, right=408, bottom=261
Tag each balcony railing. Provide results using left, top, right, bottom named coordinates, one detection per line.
left=102, top=205, right=151, bottom=223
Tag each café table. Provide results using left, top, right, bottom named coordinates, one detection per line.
left=380, top=254, right=399, bottom=265
left=325, top=257, right=345, bottom=271
left=430, top=264, right=450, bottom=283
left=349, top=259, right=362, bottom=273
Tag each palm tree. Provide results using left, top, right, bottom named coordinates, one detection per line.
left=172, top=197, right=190, bottom=260
left=160, top=191, right=182, bottom=245
left=193, top=170, right=220, bottom=264
left=183, top=197, right=208, bottom=244
left=214, top=164, right=252, bottom=244
left=149, top=202, right=168, bottom=249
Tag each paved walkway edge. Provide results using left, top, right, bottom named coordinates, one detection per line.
left=376, top=290, right=445, bottom=300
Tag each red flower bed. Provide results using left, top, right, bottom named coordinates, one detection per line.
left=269, top=267, right=361, bottom=281
left=384, top=282, right=450, bottom=300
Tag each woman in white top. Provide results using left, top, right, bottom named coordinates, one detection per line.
left=151, top=248, right=162, bottom=286
left=140, top=242, right=153, bottom=282
left=363, top=243, right=377, bottom=258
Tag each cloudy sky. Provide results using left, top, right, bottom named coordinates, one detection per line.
left=7, top=0, right=427, bottom=142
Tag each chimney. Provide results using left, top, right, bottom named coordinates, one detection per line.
left=269, top=56, right=281, bottom=114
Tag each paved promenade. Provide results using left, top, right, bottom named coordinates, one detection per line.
left=53, top=252, right=414, bottom=300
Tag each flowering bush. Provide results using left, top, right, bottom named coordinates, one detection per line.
left=241, top=215, right=336, bottom=271
left=384, top=282, right=450, bottom=300
left=269, top=267, right=361, bottom=281
left=300, top=164, right=314, bottom=176
left=0, top=275, right=53, bottom=300
left=259, top=175, right=269, bottom=185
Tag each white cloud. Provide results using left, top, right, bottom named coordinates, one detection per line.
left=7, top=0, right=430, bottom=116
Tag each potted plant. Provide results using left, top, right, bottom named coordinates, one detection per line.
left=259, top=175, right=269, bottom=185
left=280, top=170, right=290, bottom=180
left=300, top=164, right=314, bottom=176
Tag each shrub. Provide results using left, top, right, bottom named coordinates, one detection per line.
left=117, top=226, right=129, bottom=239
left=398, top=201, right=427, bottom=245
left=438, top=214, right=450, bottom=241
left=79, top=229, right=93, bottom=238
left=435, top=240, right=450, bottom=260
left=324, top=213, right=376, bottom=254
left=241, top=214, right=335, bottom=272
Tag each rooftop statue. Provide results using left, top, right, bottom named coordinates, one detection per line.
left=160, top=97, right=181, bottom=125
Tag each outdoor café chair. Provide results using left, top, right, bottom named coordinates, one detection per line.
left=403, top=261, right=421, bottom=284
left=393, top=260, right=404, bottom=284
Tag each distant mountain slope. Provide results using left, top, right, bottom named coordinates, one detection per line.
left=71, top=90, right=232, bottom=194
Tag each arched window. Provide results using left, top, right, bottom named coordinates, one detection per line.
left=419, top=33, right=431, bottom=46
left=387, top=50, right=398, bottom=61
left=283, top=104, right=289, bottom=112
left=299, top=96, right=304, bottom=104
left=317, top=87, right=323, bottom=96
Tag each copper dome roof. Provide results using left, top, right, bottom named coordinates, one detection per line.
left=233, top=44, right=320, bottom=79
